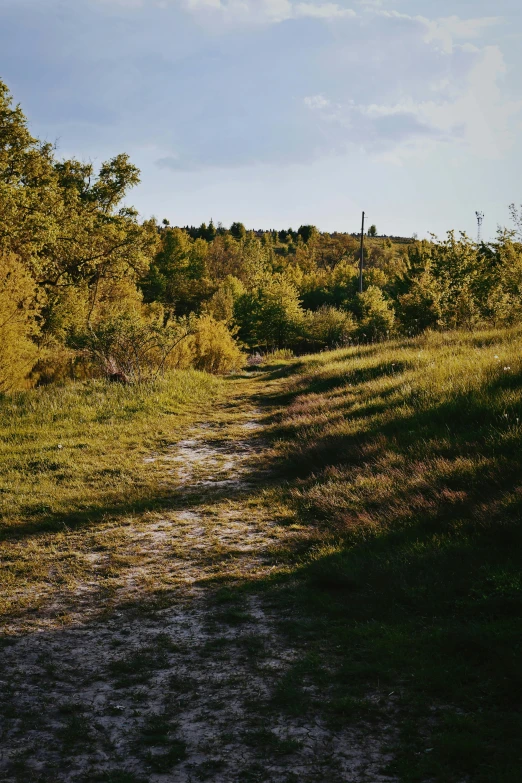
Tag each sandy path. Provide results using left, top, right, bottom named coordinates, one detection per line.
left=0, top=397, right=396, bottom=783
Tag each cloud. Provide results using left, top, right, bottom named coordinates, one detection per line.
left=184, top=0, right=357, bottom=23
left=304, top=94, right=331, bottom=109
left=369, top=8, right=502, bottom=53
left=424, top=15, right=502, bottom=53
left=302, top=41, right=522, bottom=162
left=294, top=3, right=355, bottom=19
left=96, top=0, right=356, bottom=22
left=18, top=1, right=519, bottom=171
left=187, top=0, right=222, bottom=8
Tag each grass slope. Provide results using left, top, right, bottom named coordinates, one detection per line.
left=260, top=327, right=522, bottom=783
left=1, top=329, right=521, bottom=782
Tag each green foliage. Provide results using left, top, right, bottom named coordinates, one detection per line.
left=484, top=233, right=522, bottom=325
left=0, top=253, right=40, bottom=391
left=297, top=225, right=318, bottom=244
left=398, top=269, right=442, bottom=334
left=301, top=305, right=356, bottom=349
left=230, top=221, right=247, bottom=240
left=188, top=315, right=244, bottom=374
left=3, top=76, right=522, bottom=390
left=356, top=285, right=395, bottom=340
left=70, top=308, right=193, bottom=383
left=235, top=275, right=303, bottom=350
left=205, top=275, right=245, bottom=324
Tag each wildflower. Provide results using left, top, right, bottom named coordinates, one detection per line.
left=504, top=366, right=511, bottom=371
left=494, top=355, right=499, bottom=359
left=57, top=444, right=63, bottom=449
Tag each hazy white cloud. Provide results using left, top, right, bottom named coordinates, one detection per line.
left=303, top=41, right=521, bottom=163
left=294, top=3, right=355, bottom=19
left=420, top=46, right=522, bottom=158
left=424, top=15, right=502, bottom=53
left=97, top=0, right=356, bottom=22
left=47, top=1, right=522, bottom=170
left=186, top=0, right=222, bottom=9
left=304, top=94, right=332, bottom=109
left=186, top=0, right=357, bottom=23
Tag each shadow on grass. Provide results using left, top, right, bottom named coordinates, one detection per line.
left=0, top=455, right=277, bottom=543
left=240, top=347, right=522, bottom=782
left=3, top=345, right=522, bottom=783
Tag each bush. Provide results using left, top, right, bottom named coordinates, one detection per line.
left=205, top=275, right=245, bottom=324
left=398, top=271, right=442, bottom=335
left=234, top=275, right=303, bottom=350
left=302, top=306, right=356, bottom=349
left=69, top=308, right=192, bottom=383
left=187, top=315, right=244, bottom=374
left=356, top=286, right=395, bottom=341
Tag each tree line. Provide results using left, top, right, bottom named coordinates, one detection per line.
left=2, top=78, right=522, bottom=391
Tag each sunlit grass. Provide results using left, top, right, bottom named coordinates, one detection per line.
left=0, top=370, right=223, bottom=624
left=2, top=329, right=522, bottom=780
left=262, top=326, right=522, bottom=782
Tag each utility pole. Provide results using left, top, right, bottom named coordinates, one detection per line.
left=359, top=211, right=365, bottom=294
left=475, top=211, right=484, bottom=244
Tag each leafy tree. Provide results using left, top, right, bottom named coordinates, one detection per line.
left=398, top=270, right=442, bottom=334
left=0, top=252, right=40, bottom=391
left=298, top=225, right=318, bottom=244
left=141, top=228, right=213, bottom=317
left=189, top=315, right=243, bottom=374
left=235, top=275, right=303, bottom=349
left=230, top=222, right=247, bottom=241
left=368, top=225, right=378, bottom=237
left=205, top=275, right=245, bottom=324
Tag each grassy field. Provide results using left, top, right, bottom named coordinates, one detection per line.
left=260, top=327, right=522, bottom=783
left=1, top=329, right=521, bottom=782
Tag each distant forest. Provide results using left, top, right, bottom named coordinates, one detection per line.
left=2, top=78, right=522, bottom=391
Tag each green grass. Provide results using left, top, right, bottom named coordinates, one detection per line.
left=2, top=328, right=522, bottom=781
left=258, top=327, right=522, bottom=782
left=0, top=369, right=222, bottom=624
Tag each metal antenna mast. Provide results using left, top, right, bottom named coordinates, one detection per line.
left=475, top=211, right=484, bottom=244
left=359, top=211, right=365, bottom=294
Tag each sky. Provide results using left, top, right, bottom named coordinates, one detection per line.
left=1, top=0, right=521, bottom=238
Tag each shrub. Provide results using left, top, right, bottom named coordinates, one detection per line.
left=69, top=309, right=192, bottom=382
left=398, top=271, right=442, bottom=335
left=188, top=315, right=244, bottom=374
left=234, top=275, right=304, bottom=350
left=205, top=275, right=245, bottom=324
left=356, top=286, right=395, bottom=341
left=302, top=306, right=356, bottom=349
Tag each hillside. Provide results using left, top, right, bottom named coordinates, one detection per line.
left=1, top=327, right=521, bottom=782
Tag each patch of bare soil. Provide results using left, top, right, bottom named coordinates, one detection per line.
left=0, top=402, right=397, bottom=782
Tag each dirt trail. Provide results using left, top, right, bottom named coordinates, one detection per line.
left=0, top=387, right=396, bottom=783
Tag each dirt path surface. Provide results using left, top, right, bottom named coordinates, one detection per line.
left=0, top=380, right=397, bottom=783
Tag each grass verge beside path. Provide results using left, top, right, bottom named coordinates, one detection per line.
left=0, top=369, right=223, bottom=626
left=255, top=327, right=522, bottom=783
